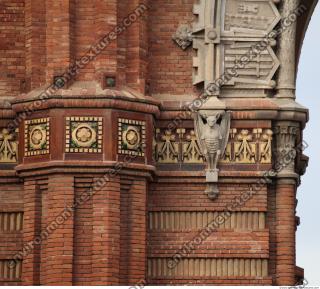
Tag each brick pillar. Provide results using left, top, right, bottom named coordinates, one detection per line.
left=95, top=0, right=117, bottom=82
left=25, top=0, right=47, bottom=89
left=275, top=180, right=296, bottom=285
left=126, top=178, right=147, bottom=284
left=91, top=176, right=120, bottom=285
left=45, top=0, right=75, bottom=83
left=267, top=184, right=277, bottom=284
left=44, top=175, right=74, bottom=285
left=22, top=179, right=41, bottom=285
left=125, top=0, right=149, bottom=93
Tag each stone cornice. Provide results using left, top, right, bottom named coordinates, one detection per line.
left=11, top=95, right=161, bottom=117
left=14, top=160, right=156, bottom=179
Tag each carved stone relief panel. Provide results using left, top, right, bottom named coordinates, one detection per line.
left=154, top=129, right=180, bottom=163
left=223, top=42, right=279, bottom=87
left=25, top=118, right=50, bottom=156
left=154, top=127, right=272, bottom=165
left=191, top=0, right=281, bottom=94
left=274, top=122, right=299, bottom=174
left=118, top=118, right=146, bottom=157
left=65, top=117, right=103, bottom=153
left=182, top=129, right=205, bottom=163
left=0, top=128, right=18, bottom=163
left=223, top=0, right=281, bottom=37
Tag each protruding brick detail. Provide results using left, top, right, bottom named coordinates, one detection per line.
left=267, top=185, right=277, bottom=284
left=22, top=179, right=41, bottom=285
left=125, top=0, right=148, bottom=93
left=275, top=182, right=296, bottom=285
left=73, top=177, right=93, bottom=285
left=25, top=0, right=46, bottom=90
left=44, top=175, right=74, bottom=285
left=73, top=1, right=95, bottom=81
left=91, top=176, right=120, bottom=285
left=124, top=178, right=147, bottom=284
left=95, top=0, right=117, bottom=83
left=45, top=0, right=75, bottom=83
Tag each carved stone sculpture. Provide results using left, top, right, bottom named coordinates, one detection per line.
left=172, top=24, right=193, bottom=50
left=0, top=128, right=18, bottom=163
left=195, top=108, right=231, bottom=199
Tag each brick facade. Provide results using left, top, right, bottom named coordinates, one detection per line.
left=0, top=0, right=316, bottom=286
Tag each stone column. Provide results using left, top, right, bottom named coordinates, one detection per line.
left=274, top=121, right=299, bottom=285
left=276, top=0, right=300, bottom=99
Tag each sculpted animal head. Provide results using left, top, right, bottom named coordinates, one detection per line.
left=206, top=113, right=221, bottom=127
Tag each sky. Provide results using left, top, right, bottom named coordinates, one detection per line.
left=296, top=2, right=320, bottom=285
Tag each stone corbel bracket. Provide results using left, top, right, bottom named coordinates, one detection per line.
left=194, top=97, right=231, bottom=200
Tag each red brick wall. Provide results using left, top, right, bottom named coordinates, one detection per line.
left=275, top=182, right=296, bottom=285
left=73, top=177, right=93, bottom=285
left=147, top=0, right=196, bottom=97
left=0, top=0, right=303, bottom=286
left=25, top=0, right=46, bottom=90
left=120, top=177, right=147, bottom=284
left=0, top=0, right=25, bottom=97
left=147, top=180, right=272, bottom=285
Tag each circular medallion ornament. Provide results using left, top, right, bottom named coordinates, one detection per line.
left=72, top=123, right=97, bottom=148
left=30, top=125, right=47, bottom=150
left=122, top=126, right=141, bottom=150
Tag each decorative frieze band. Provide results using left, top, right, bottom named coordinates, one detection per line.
left=0, top=212, right=23, bottom=232
left=154, top=128, right=272, bottom=164
left=0, top=260, right=22, bottom=281
left=148, top=211, right=266, bottom=231
left=147, top=258, right=268, bottom=278
left=0, top=129, right=18, bottom=163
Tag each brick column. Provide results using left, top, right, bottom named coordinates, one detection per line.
left=25, top=0, right=47, bottom=89
left=275, top=179, right=296, bottom=285
left=95, top=0, right=117, bottom=82
left=44, top=174, right=74, bottom=285
left=125, top=0, right=149, bottom=93
left=126, top=178, right=147, bottom=284
left=274, top=121, right=299, bottom=285
left=22, top=179, right=41, bottom=285
left=91, top=175, right=120, bottom=285
left=45, top=0, right=75, bottom=83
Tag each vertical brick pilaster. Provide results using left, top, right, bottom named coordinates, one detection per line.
left=91, top=175, right=120, bottom=285
left=126, top=178, right=147, bottom=284
left=45, top=174, right=74, bottom=285
left=95, top=0, right=117, bottom=81
left=25, top=0, right=46, bottom=90
left=22, top=179, right=41, bottom=285
left=45, top=0, right=75, bottom=83
left=125, top=0, right=148, bottom=93
left=275, top=181, right=296, bottom=285
left=268, top=185, right=277, bottom=284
